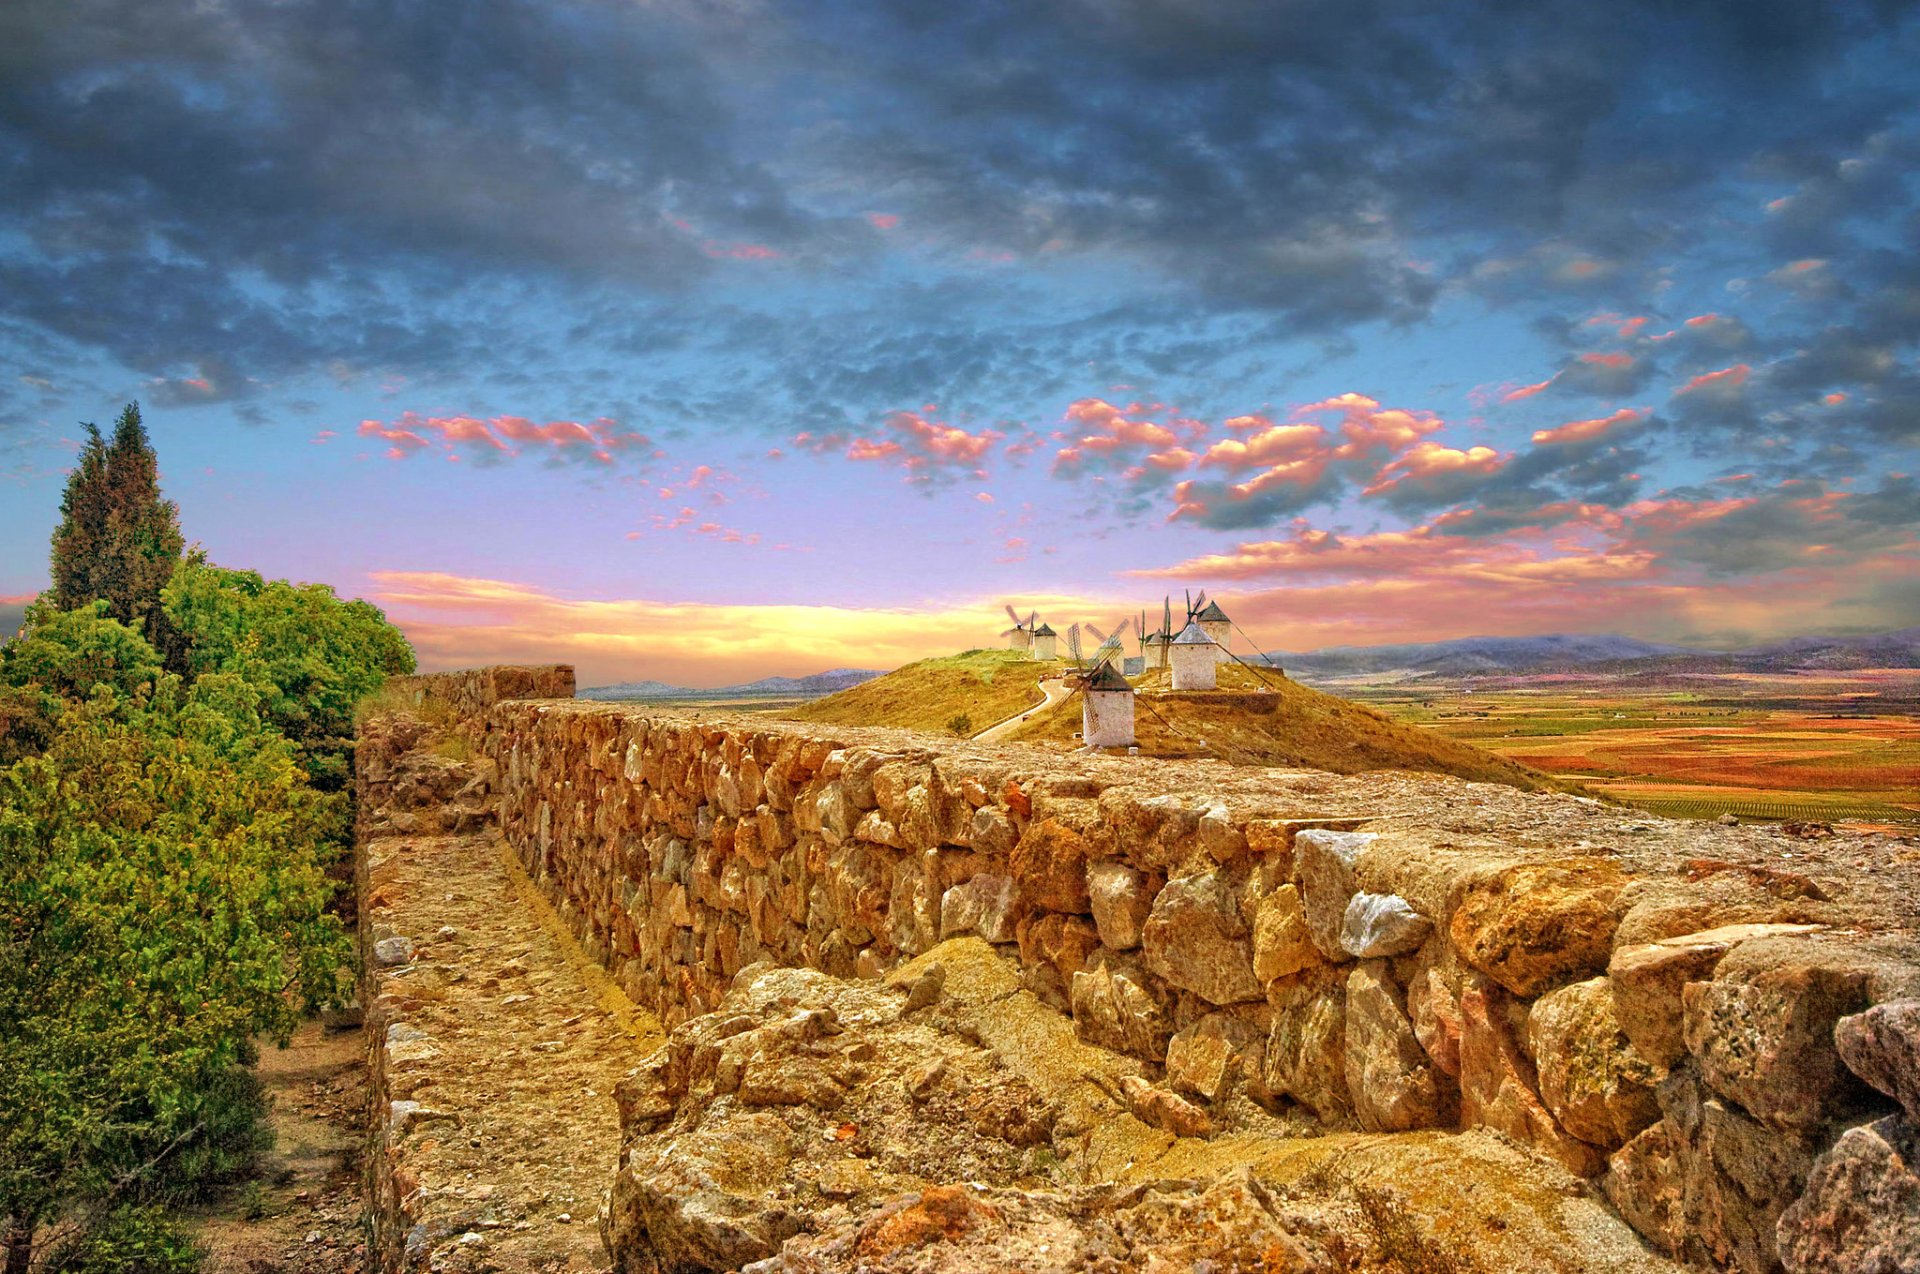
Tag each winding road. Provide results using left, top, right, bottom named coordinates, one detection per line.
left=971, top=676, right=1071, bottom=743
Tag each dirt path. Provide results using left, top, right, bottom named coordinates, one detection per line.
left=973, top=676, right=1069, bottom=742
left=190, top=1018, right=369, bottom=1273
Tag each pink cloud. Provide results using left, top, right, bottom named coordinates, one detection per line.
left=357, top=414, right=649, bottom=466
left=866, top=212, right=901, bottom=230
left=1673, top=364, right=1751, bottom=397
left=1362, top=442, right=1507, bottom=497
left=1529, top=407, right=1645, bottom=446
left=801, top=409, right=1005, bottom=483
left=1501, top=379, right=1552, bottom=403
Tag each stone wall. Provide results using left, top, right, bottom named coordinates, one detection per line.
left=393, top=664, right=575, bottom=738
left=379, top=670, right=1920, bottom=1273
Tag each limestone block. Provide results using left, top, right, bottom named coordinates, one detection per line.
left=1682, top=960, right=1872, bottom=1131
left=1407, top=966, right=1463, bottom=1078
left=1344, top=961, right=1447, bottom=1132
left=814, top=783, right=858, bottom=846
left=1009, top=818, right=1092, bottom=913
left=1526, top=977, right=1659, bottom=1150
left=1292, top=829, right=1374, bottom=962
left=1458, top=981, right=1606, bottom=1177
left=1657, top=1068, right=1819, bottom=1274
left=1339, top=892, right=1432, bottom=960
left=1142, top=871, right=1263, bottom=1006
left=1087, top=861, right=1152, bottom=951
left=1834, top=999, right=1920, bottom=1123
left=939, top=874, right=1022, bottom=945
left=1195, top=804, right=1246, bottom=864
left=1251, top=884, right=1320, bottom=985
left=1263, top=965, right=1351, bottom=1121
left=886, top=858, right=940, bottom=957
left=1608, top=922, right=1824, bottom=1071
left=1603, top=1121, right=1685, bottom=1256
left=1450, top=858, right=1631, bottom=998
left=1070, top=958, right=1172, bottom=1061
left=1775, top=1114, right=1920, bottom=1274
left=1119, top=1074, right=1212, bottom=1138
left=1016, top=912, right=1101, bottom=989
left=1165, top=1012, right=1265, bottom=1104
left=968, top=804, right=1017, bottom=857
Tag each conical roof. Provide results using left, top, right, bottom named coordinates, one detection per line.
left=1172, top=620, right=1213, bottom=645
left=1195, top=600, right=1230, bottom=622
left=1032, top=623, right=1055, bottom=636
left=1084, top=661, right=1132, bottom=692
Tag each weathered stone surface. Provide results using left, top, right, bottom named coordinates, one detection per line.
left=610, top=1112, right=805, bottom=1271
left=1776, top=1115, right=1920, bottom=1274
left=1834, top=999, right=1920, bottom=1122
left=1195, top=803, right=1246, bottom=864
left=1293, top=829, right=1374, bottom=962
left=1339, top=892, right=1432, bottom=959
left=1657, top=1069, right=1818, bottom=1274
left=1459, top=981, right=1606, bottom=1177
left=1251, top=883, right=1320, bottom=985
left=1451, top=858, right=1631, bottom=998
left=1009, top=819, right=1092, bottom=913
left=1085, top=860, right=1151, bottom=951
left=1141, top=871, right=1262, bottom=1006
left=1070, top=958, right=1172, bottom=1061
left=1263, top=966, right=1351, bottom=1121
left=1015, top=913, right=1100, bottom=992
left=1527, top=978, right=1659, bottom=1150
left=1165, top=1012, right=1265, bottom=1105
left=1407, top=965, right=1463, bottom=1077
left=940, top=874, right=1022, bottom=944
left=1608, top=923, right=1825, bottom=1071
left=1120, top=1074, right=1213, bottom=1137
left=1683, top=961, right=1872, bottom=1131
left=1344, top=961, right=1446, bottom=1132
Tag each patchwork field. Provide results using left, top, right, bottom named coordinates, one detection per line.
left=1341, top=668, right=1920, bottom=829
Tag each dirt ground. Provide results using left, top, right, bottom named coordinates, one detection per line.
left=189, top=1018, right=370, bottom=1273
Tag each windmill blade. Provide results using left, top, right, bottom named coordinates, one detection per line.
left=1194, top=590, right=1207, bottom=612
left=1163, top=596, right=1173, bottom=636
left=1005, top=603, right=1022, bottom=626
left=1112, top=617, right=1133, bottom=641
left=1086, top=622, right=1107, bottom=643
left=1066, top=624, right=1083, bottom=664
left=1138, top=611, right=1147, bottom=651
left=1027, top=610, right=1038, bottom=629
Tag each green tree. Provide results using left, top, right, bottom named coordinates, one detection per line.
left=0, top=601, right=165, bottom=766
left=0, top=678, right=352, bottom=1271
left=49, top=405, right=184, bottom=661
left=164, top=558, right=416, bottom=791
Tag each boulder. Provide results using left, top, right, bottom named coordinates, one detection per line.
left=1682, top=960, right=1872, bottom=1131
left=1654, top=1069, right=1818, bottom=1274
left=1263, top=966, right=1352, bottom=1121
left=1339, top=892, right=1432, bottom=959
left=1458, top=981, right=1605, bottom=1177
left=1165, top=1012, right=1265, bottom=1105
left=1407, top=966, right=1463, bottom=1078
left=1142, top=871, right=1263, bottom=1006
left=1608, top=922, right=1824, bottom=1071
left=1009, top=819, right=1091, bottom=913
left=1292, top=829, right=1374, bottom=962
left=1119, top=1074, right=1213, bottom=1138
left=1526, top=977, right=1659, bottom=1150
left=940, top=874, right=1022, bottom=945
left=1450, top=858, right=1631, bottom=998
left=1085, top=861, right=1152, bottom=951
left=1070, top=959, right=1172, bottom=1062
left=1833, top=999, right=1920, bottom=1122
left=1776, top=1115, right=1920, bottom=1274
left=1344, top=961, right=1447, bottom=1132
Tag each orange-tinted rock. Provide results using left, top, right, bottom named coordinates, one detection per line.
left=1458, top=981, right=1606, bottom=1177
left=1682, top=961, right=1872, bottom=1131
left=1526, top=977, right=1659, bottom=1150
left=1142, top=871, right=1263, bottom=1006
left=1451, top=858, right=1631, bottom=998
left=1009, top=818, right=1092, bottom=914
left=1344, top=961, right=1447, bottom=1132
left=1776, top=1115, right=1920, bottom=1274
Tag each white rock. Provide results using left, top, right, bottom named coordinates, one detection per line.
left=1340, top=892, right=1432, bottom=959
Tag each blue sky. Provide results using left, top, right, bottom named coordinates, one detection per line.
left=3, top=0, right=1918, bottom=684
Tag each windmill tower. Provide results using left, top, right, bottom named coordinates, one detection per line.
left=1170, top=620, right=1218, bottom=691
left=1030, top=622, right=1058, bottom=659
left=1140, top=597, right=1173, bottom=670
left=1084, top=617, right=1132, bottom=666
left=1195, top=598, right=1233, bottom=663
left=1000, top=605, right=1038, bottom=653
left=1065, top=625, right=1135, bottom=748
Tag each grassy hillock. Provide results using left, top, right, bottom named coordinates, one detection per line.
left=781, top=648, right=1065, bottom=736
left=1004, top=662, right=1561, bottom=790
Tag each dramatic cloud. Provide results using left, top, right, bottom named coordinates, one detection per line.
left=356, top=414, right=650, bottom=465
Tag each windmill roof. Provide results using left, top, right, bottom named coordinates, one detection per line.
left=1084, top=661, right=1133, bottom=692
left=1195, top=600, right=1230, bottom=621
left=1143, top=630, right=1170, bottom=644
left=1032, top=623, right=1055, bottom=636
left=1172, top=621, right=1213, bottom=646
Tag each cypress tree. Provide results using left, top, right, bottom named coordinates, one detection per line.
left=48, top=403, right=184, bottom=660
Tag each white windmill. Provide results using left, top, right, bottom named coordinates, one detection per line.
left=1169, top=590, right=1221, bottom=690
left=1064, top=623, right=1136, bottom=748
left=999, top=604, right=1039, bottom=653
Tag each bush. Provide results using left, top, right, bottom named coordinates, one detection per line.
left=41, top=1206, right=202, bottom=1274
left=946, top=712, right=973, bottom=736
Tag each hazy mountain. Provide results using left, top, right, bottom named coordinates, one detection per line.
left=582, top=668, right=885, bottom=701
left=1270, top=634, right=1695, bottom=679
left=1601, top=627, right=1920, bottom=674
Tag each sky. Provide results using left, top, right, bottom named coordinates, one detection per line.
left=3, top=0, right=1918, bottom=687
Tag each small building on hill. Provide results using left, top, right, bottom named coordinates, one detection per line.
left=1081, top=660, right=1136, bottom=747
left=1030, top=623, right=1057, bottom=660
left=1170, top=621, right=1217, bottom=691
left=1195, top=600, right=1232, bottom=663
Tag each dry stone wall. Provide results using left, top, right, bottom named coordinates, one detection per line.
left=385, top=668, right=1920, bottom=1274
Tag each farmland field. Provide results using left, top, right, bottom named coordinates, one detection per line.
left=1339, top=668, right=1920, bottom=830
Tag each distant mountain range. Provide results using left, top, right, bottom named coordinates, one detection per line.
left=581, top=668, right=885, bottom=701
left=1268, top=628, right=1920, bottom=680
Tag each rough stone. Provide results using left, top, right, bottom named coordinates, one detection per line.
left=1406, top=965, right=1463, bottom=1078
left=1085, top=860, right=1151, bottom=951
left=939, top=874, right=1022, bottom=945
left=1165, top=1012, right=1264, bottom=1105
left=1070, top=958, right=1172, bottom=1061
left=1141, top=871, right=1262, bottom=1006
left=1263, top=965, right=1351, bottom=1121
left=1527, top=977, right=1659, bottom=1150
left=1344, top=961, right=1447, bottom=1132
left=1682, top=960, right=1872, bottom=1131
left=374, top=935, right=416, bottom=968
left=1451, top=858, right=1631, bottom=998
left=1119, top=1074, right=1213, bottom=1138
left=1459, top=981, right=1606, bottom=1177
left=1776, top=1115, right=1920, bottom=1274
left=1009, top=818, right=1093, bottom=913
left=1292, top=829, right=1374, bottom=962
left=1608, top=922, right=1825, bottom=1071
left=1833, top=999, right=1920, bottom=1122
left=1339, top=892, right=1432, bottom=959
left=1251, top=883, right=1320, bottom=985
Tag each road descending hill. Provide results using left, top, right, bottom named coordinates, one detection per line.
left=782, top=648, right=1066, bottom=736
left=786, top=652, right=1558, bottom=791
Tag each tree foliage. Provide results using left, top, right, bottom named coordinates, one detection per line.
left=48, top=406, right=184, bottom=662
left=0, top=603, right=165, bottom=767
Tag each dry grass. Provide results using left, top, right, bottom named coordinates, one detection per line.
left=781, top=649, right=1066, bottom=735
left=1003, top=662, right=1559, bottom=790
